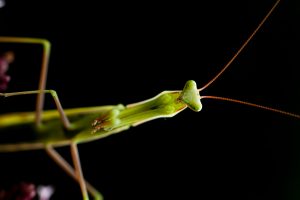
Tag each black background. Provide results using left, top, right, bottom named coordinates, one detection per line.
left=0, top=0, right=300, bottom=199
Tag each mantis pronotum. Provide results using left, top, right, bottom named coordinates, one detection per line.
left=0, top=0, right=300, bottom=199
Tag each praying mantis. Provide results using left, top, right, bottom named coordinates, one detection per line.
left=0, top=0, right=300, bottom=199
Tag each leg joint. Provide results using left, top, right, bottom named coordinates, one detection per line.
left=48, top=89, right=58, bottom=98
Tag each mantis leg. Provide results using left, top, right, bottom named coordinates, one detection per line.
left=0, top=37, right=50, bottom=126
left=45, top=146, right=103, bottom=200
left=0, top=90, right=71, bottom=129
left=70, top=142, right=89, bottom=200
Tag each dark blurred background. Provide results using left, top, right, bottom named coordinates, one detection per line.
left=0, top=0, right=300, bottom=199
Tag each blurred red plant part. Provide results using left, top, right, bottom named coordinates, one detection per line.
left=0, top=182, right=36, bottom=200
left=0, top=51, right=14, bottom=92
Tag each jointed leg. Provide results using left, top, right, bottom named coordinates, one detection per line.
left=0, top=37, right=51, bottom=126
left=0, top=90, right=71, bottom=129
left=45, top=146, right=103, bottom=200
left=0, top=37, right=91, bottom=199
left=70, top=143, right=89, bottom=200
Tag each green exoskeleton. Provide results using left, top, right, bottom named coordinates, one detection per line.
left=0, top=0, right=298, bottom=199
left=0, top=80, right=202, bottom=200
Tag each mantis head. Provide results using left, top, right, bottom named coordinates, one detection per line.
left=179, top=80, right=202, bottom=112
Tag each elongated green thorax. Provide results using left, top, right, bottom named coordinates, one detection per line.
left=92, top=80, right=202, bottom=133
left=0, top=80, right=202, bottom=148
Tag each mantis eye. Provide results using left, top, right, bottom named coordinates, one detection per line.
left=180, top=80, right=202, bottom=112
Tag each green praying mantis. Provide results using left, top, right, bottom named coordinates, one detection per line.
left=0, top=0, right=299, bottom=199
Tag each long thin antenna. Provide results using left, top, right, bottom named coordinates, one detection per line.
left=201, top=95, right=300, bottom=120
left=199, top=0, right=281, bottom=92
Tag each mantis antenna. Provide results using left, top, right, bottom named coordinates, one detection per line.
left=193, top=0, right=300, bottom=120
left=198, top=0, right=281, bottom=92
left=201, top=96, right=300, bottom=120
